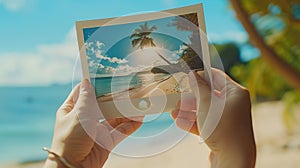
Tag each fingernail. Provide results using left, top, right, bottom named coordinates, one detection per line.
left=180, top=93, right=196, bottom=111
left=129, top=116, right=144, bottom=122
left=81, top=79, right=91, bottom=92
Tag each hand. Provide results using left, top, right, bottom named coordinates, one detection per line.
left=171, top=68, right=256, bottom=168
left=44, top=79, right=143, bottom=168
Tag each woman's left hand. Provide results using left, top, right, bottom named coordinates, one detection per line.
left=44, top=79, right=143, bottom=168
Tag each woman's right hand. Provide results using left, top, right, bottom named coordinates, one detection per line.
left=171, top=68, right=256, bottom=168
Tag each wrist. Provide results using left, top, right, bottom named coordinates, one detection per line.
left=44, top=155, right=68, bottom=168
left=50, top=142, right=80, bottom=167
left=209, top=142, right=256, bottom=168
left=43, top=147, right=79, bottom=168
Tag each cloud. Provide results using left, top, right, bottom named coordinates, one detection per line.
left=208, top=31, right=248, bottom=43
left=0, top=27, right=79, bottom=86
left=95, top=52, right=128, bottom=64
left=0, top=0, right=28, bottom=12
left=162, top=0, right=176, bottom=7
left=95, top=65, right=116, bottom=76
left=86, top=41, right=128, bottom=64
left=170, top=45, right=188, bottom=62
left=37, top=28, right=78, bottom=60
left=93, top=64, right=152, bottom=77
left=115, top=65, right=150, bottom=74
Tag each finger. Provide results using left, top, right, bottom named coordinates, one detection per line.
left=188, top=70, right=211, bottom=102
left=211, top=68, right=229, bottom=91
left=179, top=94, right=197, bottom=111
left=175, top=118, right=199, bottom=135
left=127, top=116, right=144, bottom=122
left=101, top=116, right=144, bottom=133
left=103, top=118, right=133, bottom=129
left=171, top=109, right=197, bottom=121
left=111, top=121, right=143, bottom=145
left=58, top=84, right=80, bottom=115
left=114, top=121, right=142, bottom=135
left=95, top=122, right=114, bottom=151
left=211, top=68, right=247, bottom=97
left=189, top=70, right=212, bottom=128
left=171, top=110, right=197, bottom=134
left=78, top=79, right=95, bottom=101
left=170, top=109, right=179, bottom=120
left=74, top=79, right=102, bottom=119
left=188, top=71, right=210, bottom=105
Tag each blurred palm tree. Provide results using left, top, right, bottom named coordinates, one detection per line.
left=230, top=0, right=300, bottom=90
left=130, top=22, right=172, bottom=65
left=230, top=0, right=300, bottom=147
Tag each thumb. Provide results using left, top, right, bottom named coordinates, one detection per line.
left=188, top=71, right=211, bottom=108
left=74, top=79, right=102, bottom=119
left=188, top=71, right=211, bottom=100
left=73, top=79, right=103, bottom=143
left=79, top=79, right=94, bottom=98
left=57, top=84, right=80, bottom=115
left=188, top=70, right=211, bottom=130
left=75, top=79, right=94, bottom=108
left=110, top=121, right=143, bottom=146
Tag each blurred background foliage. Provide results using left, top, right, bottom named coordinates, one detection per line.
left=214, top=0, right=300, bottom=138
left=229, top=0, right=300, bottom=98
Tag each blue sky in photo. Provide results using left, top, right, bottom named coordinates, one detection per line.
left=83, top=16, right=189, bottom=52
left=83, top=15, right=193, bottom=71
left=0, top=0, right=256, bottom=86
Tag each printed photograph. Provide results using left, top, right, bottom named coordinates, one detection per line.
left=78, top=11, right=206, bottom=103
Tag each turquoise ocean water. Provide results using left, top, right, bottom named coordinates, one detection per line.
left=0, top=82, right=175, bottom=164
left=93, top=73, right=170, bottom=97
left=0, top=85, right=70, bottom=163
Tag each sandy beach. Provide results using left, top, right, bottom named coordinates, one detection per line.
left=3, top=101, right=300, bottom=168
left=97, top=72, right=191, bottom=102
left=104, top=101, right=300, bottom=168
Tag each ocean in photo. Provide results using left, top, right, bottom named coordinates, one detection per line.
left=0, top=83, right=175, bottom=164
left=93, top=72, right=170, bottom=97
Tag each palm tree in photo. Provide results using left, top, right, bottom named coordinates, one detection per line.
left=130, top=22, right=172, bottom=65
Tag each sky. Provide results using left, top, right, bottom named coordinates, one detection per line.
left=83, top=15, right=194, bottom=77
left=0, top=0, right=249, bottom=86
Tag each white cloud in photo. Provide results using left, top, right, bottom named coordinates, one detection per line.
left=0, top=0, right=29, bottom=12
left=96, top=41, right=104, bottom=48
left=171, top=44, right=188, bottom=62
left=96, top=66, right=116, bottom=76
left=162, top=0, right=176, bottom=7
left=208, top=31, right=248, bottom=43
left=95, top=52, right=128, bottom=64
left=86, top=41, right=128, bottom=64
left=115, top=64, right=150, bottom=74
left=0, top=27, right=79, bottom=86
left=94, top=64, right=152, bottom=77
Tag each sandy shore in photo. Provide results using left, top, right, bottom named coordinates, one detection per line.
left=3, top=101, right=300, bottom=168
left=97, top=72, right=191, bottom=102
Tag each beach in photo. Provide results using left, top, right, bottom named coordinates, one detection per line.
left=95, top=71, right=193, bottom=102
left=79, top=13, right=204, bottom=104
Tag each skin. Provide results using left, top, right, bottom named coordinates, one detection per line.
left=44, top=68, right=256, bottom=168
left=43, top=79, right=143, bottom=168
left=171, top=68, right=256, bottom=168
